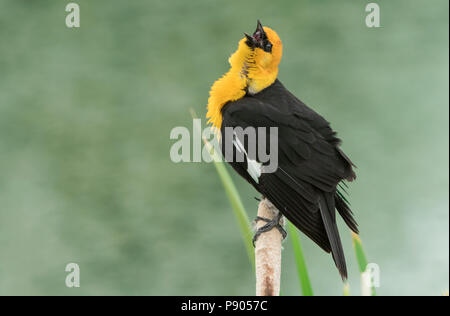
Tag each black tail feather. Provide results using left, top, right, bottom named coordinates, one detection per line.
left=335, top=193, right=359, bottom=234
left=319, top=193, right=348, bottom=280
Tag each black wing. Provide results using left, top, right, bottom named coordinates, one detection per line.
left=220, top=81, right=357, bottom=279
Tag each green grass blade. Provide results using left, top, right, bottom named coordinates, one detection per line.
left=351, top=232, right=376, bottom=296
left=190, top=109, right=254, bottom=268
left=210, top=154, right=255, bottom=267
left=288, top=222, right=314, bottom=296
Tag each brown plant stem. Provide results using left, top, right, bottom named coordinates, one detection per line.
left=254, top=198, right=283, bottom=296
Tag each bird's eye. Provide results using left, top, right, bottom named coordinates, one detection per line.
left=265, top=42, right=272, bottom=52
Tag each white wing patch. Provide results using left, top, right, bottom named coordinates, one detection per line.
left=233, top=133, right=262, bottom=183
left=246, top=158, right=262, bottom=183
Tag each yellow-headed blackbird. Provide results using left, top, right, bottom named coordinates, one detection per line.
left=206, top=21, right=357, bottom=279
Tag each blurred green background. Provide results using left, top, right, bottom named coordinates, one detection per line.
left=0, top=0, right=448, bottom=296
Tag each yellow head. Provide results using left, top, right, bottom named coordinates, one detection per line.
left=241, top=21, right=283, bottom=93
left=207, top=21, right=283, bottom=130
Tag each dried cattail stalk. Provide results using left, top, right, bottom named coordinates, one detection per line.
left=254, top=198, right=284, bottom=296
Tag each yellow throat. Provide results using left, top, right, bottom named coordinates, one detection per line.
left=206, top=26, right=283, bottom=131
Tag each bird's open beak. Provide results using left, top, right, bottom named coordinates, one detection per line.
left=244, top=20, right=266, bottom=49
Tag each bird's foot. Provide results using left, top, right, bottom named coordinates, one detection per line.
left=252, top=212, right=287, bottom=247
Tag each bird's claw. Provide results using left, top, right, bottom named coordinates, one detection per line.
left=252, top=213, right=287, bottom=247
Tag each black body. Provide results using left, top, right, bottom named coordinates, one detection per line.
left=220, top=79, right=358, bottom=279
